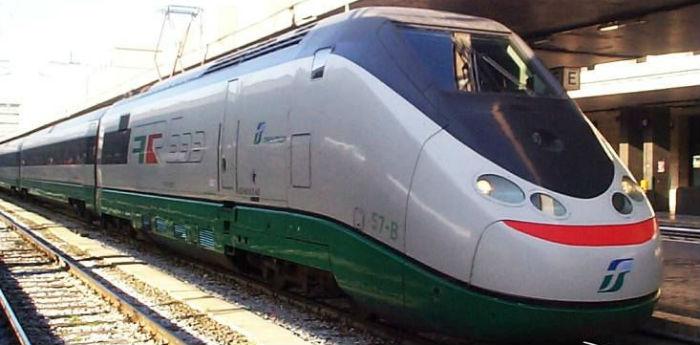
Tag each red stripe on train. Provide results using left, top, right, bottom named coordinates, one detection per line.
left=503, top=218, right=657, bottom=246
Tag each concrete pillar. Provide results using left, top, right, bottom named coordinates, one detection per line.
left=619, top=109, right=644, bottom=180
left=649, top=110, right=671, bottom=212
left=669, top=112, right=689, bottom=214
left=620, top=107, right=671, bottom=211
left=679, top=116, right=690, bottom=189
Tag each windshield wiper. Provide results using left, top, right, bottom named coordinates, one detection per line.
left=478, top=53, right=534, bottom=96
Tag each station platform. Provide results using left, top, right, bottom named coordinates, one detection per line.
left=647, top=212, right=700, bottom=343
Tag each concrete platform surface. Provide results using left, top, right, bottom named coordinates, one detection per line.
left=646, top=310, right=700, bottom=344
left=645, top=238, right=700, bottom=344
left=659, top=239, right=700, bottom=319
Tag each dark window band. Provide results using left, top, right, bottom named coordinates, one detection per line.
left=22, top=136, right=97, bottom=166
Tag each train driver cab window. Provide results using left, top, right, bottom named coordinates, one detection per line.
left=400, top=28, right=455, bottom=90
left=400, top=26, right=559, bottom=97
left=453, top=33, right=557, bottom=97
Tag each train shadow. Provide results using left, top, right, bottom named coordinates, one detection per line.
left=0, top=245, right=69, bottom=345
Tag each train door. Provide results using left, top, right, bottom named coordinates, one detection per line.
left=220, top=79, right=240, bottom=190
left=233, top=77, right=290, bottom=204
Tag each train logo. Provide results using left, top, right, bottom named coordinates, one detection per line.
left=132, top=133, right=163, bottom=164
left=252, top=121, right=286, bottom=145
left=598, top=258, right=634, bottom=293
left=253, top=122, right=266, bottom=145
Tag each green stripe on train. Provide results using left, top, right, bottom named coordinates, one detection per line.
left=22, top=178, right=95, bottom=209
left=0, top=176, right=18, bottom=189
left=98, top=188, right=657, bottom=340
left=0, top=179, right=13, bottom=189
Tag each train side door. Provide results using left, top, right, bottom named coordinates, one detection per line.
left=234, top=78, right=290, bottom=204
left=220, top=79, right=240, bottom=190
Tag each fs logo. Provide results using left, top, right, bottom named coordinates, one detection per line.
left=253, top=122, right=266, bottom=145
left=132, top=133, right=163, bottom=164
left=598, top=258, right=634, bottom=293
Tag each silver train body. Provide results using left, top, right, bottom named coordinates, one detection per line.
left=0, top=7, right=662, bottom=340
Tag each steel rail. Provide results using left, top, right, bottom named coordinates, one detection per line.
left=0, top=286, right=32, bottom=345
left=660, top=225, right=700, bottom=240
left=0, top=209, right=187, bottom=345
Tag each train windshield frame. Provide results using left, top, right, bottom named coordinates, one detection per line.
left=398, top=25, right=562, bottom=98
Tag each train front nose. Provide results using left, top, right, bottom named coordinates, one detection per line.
left=470, top=218, right=663, bottom=303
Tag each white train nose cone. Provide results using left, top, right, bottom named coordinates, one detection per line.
left=470, top=219, right=663, bottom=302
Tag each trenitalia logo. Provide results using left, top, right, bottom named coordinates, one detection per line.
left=132, top=133, right=163, bottom=164
left=254, top=122, right=266, bottom=145
left=598, top=258, right=634, bottom=293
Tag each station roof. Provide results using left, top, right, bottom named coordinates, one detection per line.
left=353, top=0, right=700, bottom=68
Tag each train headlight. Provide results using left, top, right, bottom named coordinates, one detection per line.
left=612, top=192, right=633, bottom=215
left=475, top=175, right=525, bottom=204
left=530, top=193, right=567, bottom=217
left=621, top=176, right=645, bottom=202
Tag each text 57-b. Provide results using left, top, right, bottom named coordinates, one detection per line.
left=370, top=212, right=399, bottom=241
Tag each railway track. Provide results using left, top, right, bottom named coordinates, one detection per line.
left=0, top=285, right=29, bottom=345
left=0, top=211, right=193, bottom=345
left=659, top=225, right=700, bottom=241
left=0, top=194, right=693, bottom=345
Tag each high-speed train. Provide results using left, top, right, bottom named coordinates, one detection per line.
left=0, top=7, right=662, bottom=341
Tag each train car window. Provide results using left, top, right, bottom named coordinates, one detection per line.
left=85, top=136, right=96, bottom=164
left=62, top=141, right=70, bottom=164
left=40, top=146, right=46, bottom=164
left=102, top=130, right=131, bottom=164
left=0, top=152, right=18, bottom=167
left=19, top=136, right=92, bottom=166
left=399, top=28, right=455, bottom=90
left=22, top=150, right=30, bottom=166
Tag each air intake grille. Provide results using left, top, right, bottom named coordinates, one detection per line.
left=198, top=227, right=216, bottom=248
left=155, top=218, right=168, bottom=233
left=204, top=22, right=316, bottom=76
left=174, top=224, right=188, bottom=240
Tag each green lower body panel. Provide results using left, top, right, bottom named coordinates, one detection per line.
left=0, top=176, right=18, bottom=190
left=23, top=179, right=95, bottom=210
left=99, top=189, right=227, bottom=254
left=98, top=189, right=658, bottom=341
